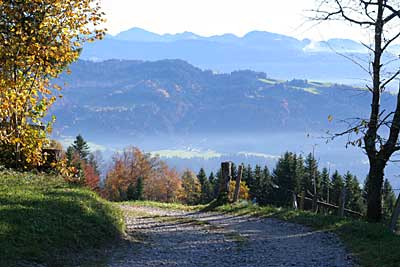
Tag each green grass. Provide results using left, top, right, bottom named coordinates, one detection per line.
left=0, top=170, right=124, bottom=266
left=213, top=202, right=400, bottom=267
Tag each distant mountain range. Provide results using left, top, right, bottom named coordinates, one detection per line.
left=53, top=59, right=395, bottom=141
left=80, top=27, right=400, bottom=83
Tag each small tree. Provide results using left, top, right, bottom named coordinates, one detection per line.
left=180, top=170, right=201, bottom=205
left=72, top=135, right=90, bottom=161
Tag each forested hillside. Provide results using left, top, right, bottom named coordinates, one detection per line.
left=53, top=59, right=396, bottom=140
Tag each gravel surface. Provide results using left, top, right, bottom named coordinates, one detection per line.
left=107, top=205, right=354, bottom=267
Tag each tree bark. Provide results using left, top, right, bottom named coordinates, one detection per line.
left=366, top=160, right=385, bottom=222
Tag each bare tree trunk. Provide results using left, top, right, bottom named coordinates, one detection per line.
left=233, top=164, right=243, bottom=202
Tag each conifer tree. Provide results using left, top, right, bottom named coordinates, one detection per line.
left=331, top=171, right=344, bottom=205
left=197, top=168, right=212, bottom=203
left=208, top=172, right=216, bottom=199
left=231, top=163, right=238, bottom=181
left=242, top=164, right=254, bottom=196
left=135, top=176, right=144, bottom=201
left=251, top=165, right=263, bottom=200
left=127, top=183, right=136, bottom=201
left=301, top=153, right=320, bottom=196
left=257, top=165, right=272, bottom=205
left=320, top=167, right=331, bottom=202
left=273, top=152, right=301, bottom=206
left=382, top=179, right=396, bottom=219
left=344, top=172, right=363, bottom=212
left=72, top=134, right=90, bottom=161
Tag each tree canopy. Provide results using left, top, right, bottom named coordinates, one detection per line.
left=0, top=0, right=105, bottom=168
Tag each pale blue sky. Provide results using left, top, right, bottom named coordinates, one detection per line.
left=101, top=0, right=369, bottom=41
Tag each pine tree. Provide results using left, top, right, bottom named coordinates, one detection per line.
left=344, top=172, right=363, bottom=212
left=248, top=165, right=261, bottom=201
left=127, top=183, right=136, bottom=201
left=88, top=152, right=100, bottom=176
left=382, top=179, right=396, bottom=219
left=66, top=146, right=75, bottom=165
left=257, top=165, right=272, bottom=205
left=208, top=172, right=216, bottom=199
left=301, top=153, right=320, bottom=196
left=212, top=168, right=222, bottom=199
left=231, top=163, right=238, bottom=181
left=320, top=167, right=330, bottom=202
left=72, top=134, right=90, bottom=161
left=197, top=168, right=212, bottom=203
left=331, top=170, right=344, bottom=205
left=135, top=176, right=144, bottom=201
left=242, top=164, right=254, bottom=197
left=272, top=152, right=301, bottom=206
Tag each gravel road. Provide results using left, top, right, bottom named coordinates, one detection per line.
left=107, top=205, right=354, bottom=267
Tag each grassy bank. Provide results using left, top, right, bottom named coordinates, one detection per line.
left=127, top=200, right=400, bottom=267
left=0, top=170, right=124, bottom=266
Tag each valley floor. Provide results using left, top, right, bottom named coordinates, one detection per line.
left=106, top=205, right=353, bottom=267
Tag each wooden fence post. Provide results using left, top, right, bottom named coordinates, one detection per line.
left=389, top=193, right=400, bottom=232
left=217, top=162, right=232, bottom=204
left=338, top=188, right=346, bottom=217
left=233, top=164, right=243, bottom=202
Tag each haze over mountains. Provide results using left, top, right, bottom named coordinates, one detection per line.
left=81, top=27, right=400, bottom=83
left=52, top=27, right=400, bottom=187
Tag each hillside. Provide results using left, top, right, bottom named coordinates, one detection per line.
left=54, top=59, right=395, bottom=140
left=0, top=171, right=124, bottom=266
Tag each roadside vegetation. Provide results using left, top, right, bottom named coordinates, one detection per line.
left=0, top=170, right=124, bottom=266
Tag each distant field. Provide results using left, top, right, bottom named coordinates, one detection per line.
left=0, top=170, right=124, bottom=266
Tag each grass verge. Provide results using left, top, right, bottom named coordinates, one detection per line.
left=123, top=200, right=205, bottom=212
left=214, top=201, right=400, bottom=267
left=0, top=170, right=124, bottom=266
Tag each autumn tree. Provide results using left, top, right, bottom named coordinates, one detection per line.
left=314, top=0, right=400, bottom=222
left=180, top=170, right=201, bottom=205
left=103, top=146, right=182, bottom=202
left=0, top=0, right=105, bottom=168
left=228, top=180, right=250, bottom=201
